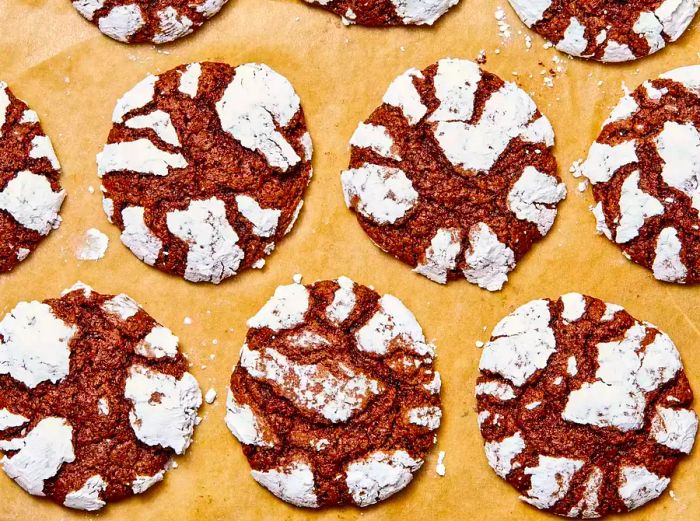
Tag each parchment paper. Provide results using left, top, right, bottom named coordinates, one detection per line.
left=0, top=1, right=698, bottom=520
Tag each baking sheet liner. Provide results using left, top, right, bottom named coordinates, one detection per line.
left=0, top=1, right=698, bottom=519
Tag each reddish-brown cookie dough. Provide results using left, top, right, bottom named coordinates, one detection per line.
left=97, top=62, right=312, bottom=284
left=580, top=66, right=700, bottom=284
left=226, top=276, right=441, bottom=508
left=508, top=0, right=699, bottom=62
left=0, top=81, right=65, bottom=274
left=71, top=0, right=229, bottom=44
left=0, top=283, right=202, bottom=511
left=302, top=0, right=459, bottom=26
left=341, top=58, right=565, bottom=291
left=477, top=293, right=697, bottom=518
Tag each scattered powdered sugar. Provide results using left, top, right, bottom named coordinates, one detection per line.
left=345, top=450, right=422, bottom=507
left=251, top=461, right=318, bottom=508
left=75, top=228, right=109, bottom=261
left=124, top=364, right=202, bottom=455
left=0, top=301, right=76, bottom=389
left=63, top=475, right=107, bottom=511
left=247, top=282, right=309, bottom=332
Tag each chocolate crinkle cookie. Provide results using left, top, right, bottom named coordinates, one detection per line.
left=226, top=277, right=441, bottom=508
left=302, top=0, right=459, bottom=26
left=581, top=66, right=700, bottom=284
left=97, top=62, right=312, bottom=284
left=0, top=283, right=202, bottom=511
left=71, top=0, right=229, bottom=44
left=477, top=293, right=697, bottom=518
left=0, top=81, right=65, bottom=274
left=508, top=0, right=699, bottom=62
left=341, top=58, right=565, bottom=291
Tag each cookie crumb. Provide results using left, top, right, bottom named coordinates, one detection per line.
left=183, top=317, right=192, bottom=326
left=436, top=450, right=446, bottom=476
left=76, top=228, right=109, bottom=261
left=205, top=388, right=217, bottom=404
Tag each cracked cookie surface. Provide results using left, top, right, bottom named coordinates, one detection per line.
left=302, top=0, right=459, bottom=26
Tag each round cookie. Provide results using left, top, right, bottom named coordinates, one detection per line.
left=580, top=66, right=700, bottom=284
left=0, top=81, right=65, bottom=274
left=97, top=62, right=312, bottom=284
left=508, top=0, right=699, bottom=62
left=71, top=0, right=228, bottom=44
left=0, top=283, right=202, bottom=511
left=341, top=58, right=565, bottom=291
left=226, top=276, right=441, bottom=508
left=302, top=0, right=459, bottom=26
left=477, top=293, right=698, bottom=518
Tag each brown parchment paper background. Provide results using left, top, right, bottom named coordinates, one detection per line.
left=0, top=1, right=699, bottom=520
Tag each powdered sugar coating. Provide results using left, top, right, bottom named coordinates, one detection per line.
left=224, top=389, right=274, bottom=447
left=63, top=475, right=107, bottom=511
left=477, top=294, right=696, bottom=517
left=0, top=170, right=64, bottom=236
left=251, top=461, right=318, bottom=508
left=302, top=0, right=458, bottom=27
left=580, top=66, right=700, bottom=283
left=345, top=450, right=422, bottom=507
left=343, top=59, right=562, bottom=290
left=247, top=282, right=309, bottom=332
left=72, top=1, right=230, bottom=44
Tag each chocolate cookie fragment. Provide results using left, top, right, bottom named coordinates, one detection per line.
left=581, top=66, right=700, bottom=284
left=0, top=283, right=202, bottom=510
left=477, top=293, right=697, bottom=518
left=98, top=62, right=312, bottom=283
left=0, top=81, right=65, bottom=273
left=71, top=0, right=229, bottom=44
left=341, top=58, right=565, bottom=291
left=226, top=277, right=441, bottom=507
left=302, top=0, right=459, bottom=26
left=508, top=0, right=699, bottom=62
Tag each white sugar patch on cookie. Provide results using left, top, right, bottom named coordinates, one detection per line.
left=463, top=222, right=516, bottom=292
left=247, top=282, right=309, bottom=331
left=251, top=461, right=318, bottom=508
left=136, top=326, right=179, bottom=359
left=113, top=74, right=157, bottom=123
left=615, top=171, right=664, bottom=244
left=63, top=475, right=107, bottom=511
left=407, top=406, right=441, bottom=430
left=508, top=166, right=566, bottom=235
left=602, top=41, right=635, bottom=62
left=560, top=293, right=586, bottom=323
left=20, top=109, right=39, bottom=124
left=382, top=68, right=426, bottom=125
left=97, top=139, right=187, bottom=177
left=76, top=228, right=109, bottom=261
left=225, top=389, right=274, bottom=447
left=216, top=63, right=301, bottom=171
left=391, top=0, right=458, bottom=25
left=326, top=276, right=356, bottom=324
left=125, top=110, right=180, bottom=147
left=350, top=123, right=400, bottom=160
left=661, top=64, right=700, bottom=95
left=235, top=195, right=280, bottom=237
left=479, top=299, right=555, bottom=387
left=484, top=431, right=525, bottom=478
left=98, top=4, right=145, bottom=43
left=72, top=0, right=104, bottom=20
left=178, top=63, right=201, bottom=97
left=102, top=293, right=140, bottom=320
left=152, top=7, right=194, bottom=44
left=29, top=135, right=60, bottom=170
left=591, top=201, right=613, bottom=239
left=345, top=450, right=422, bottom=507
left=166, top=197, right=244, bottom=284
left=0, top=409, right=29, bottom=431
left=650, top=406, right=698, bottom=453
left=414, top=228, right=461, bottom=284
left=655, top=0, right=700, bottom=41
left=195, top=0, right=228, bottom=17
left=604, top=92, right=639, bottom=126
left=120, top=206, right=162, bottom=266
left=520, top=456, right=583, bottom=509
left=568, top=467, right=603, bottom=518
left=0, top=170, right=65, bottom=235
left=581, top=141, right=638, bottom=184
left=132, top=469, right=165, bottom=494
left=563, top=323, right=682, bottom=431
left=476, top=380, right=516, bottom=400
left=356, top=294, right=432, bottom=357
left=124, top=365, right=201, bottom=455
left=618, top=466, right=670, bottom=510
left=240, top=344, right=382, bottom=423
left=97, top=398, right=109, bottom=416
left=601, top=303, right=624, bottom=321
left=508, top=0, right=552, bottom=26
left=655, top=121, right=700, bottom=211
left=424, top=371, right=442, bottom=395
left=434, top=81, right=547, bottom=172
left=0, top=82, right=9, bottom=134
left=0, top=301, right=75, bottom=389
left=428, top=58, right=481, bottom=123
left=556, top=17, right=588, bottom=56
left=653, top=227, right=687, bottom=283
left=341, top=163, right=418, bottom=225
left=102, top=197, right=114, bottom=222
left=633, top=13, right=665, bottom=54
left=1, top=417, right=75, bottom=496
